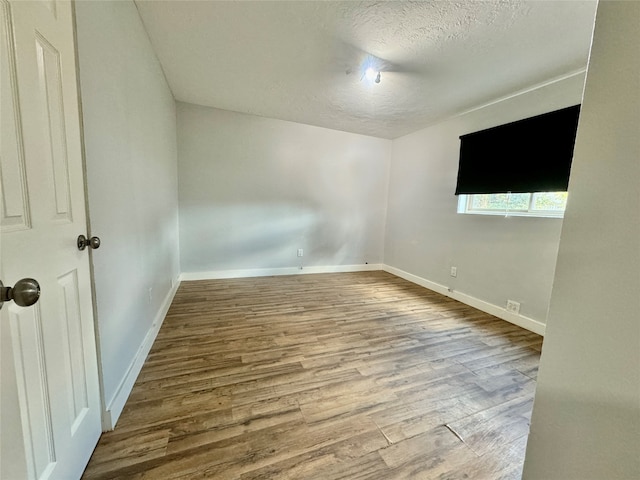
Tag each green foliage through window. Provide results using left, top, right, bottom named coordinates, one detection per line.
left=459, top=192, right=567, bottom=217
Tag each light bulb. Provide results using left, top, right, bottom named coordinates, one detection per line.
left=365, top=67, right=377, bottom=82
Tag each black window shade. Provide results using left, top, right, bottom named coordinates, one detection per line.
left=455, top=105, right=581, bottom=195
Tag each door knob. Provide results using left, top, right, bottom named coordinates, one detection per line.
left=0, top=278, right=41, bottom=310
left=77, top=234, right=100, bottom=251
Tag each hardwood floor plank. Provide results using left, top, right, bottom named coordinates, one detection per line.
left=445, top=396, right=534, bottom=457
left=378, top=425, right=476, bottom=471
left=239, top=432, right=389, bottom=480
left=82, top=271, right=543, bottom=479
left=82, top=430, right=170, bottom=477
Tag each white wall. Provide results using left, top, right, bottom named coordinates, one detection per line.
left=75, top=0, right=180, bottom=427
left=523, top=2, right=640, bottom=478
left=384, top=73, right=586, bottom=329
left=177, top=103, right=391, bottom=277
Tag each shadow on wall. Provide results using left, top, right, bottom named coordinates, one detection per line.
left=180, top=201, right=371, bottom=272
left=525, top=391, right=640, bottom=478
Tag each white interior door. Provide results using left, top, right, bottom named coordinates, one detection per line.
left=0, top=1, right=101, bottom=479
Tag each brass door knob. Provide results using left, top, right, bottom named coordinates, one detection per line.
left=77, top=235, right=101, bottom=251
left=0, top=278, right=41, bottom=310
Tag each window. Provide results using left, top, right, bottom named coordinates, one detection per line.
left=457, top=192, right=567, bottom=218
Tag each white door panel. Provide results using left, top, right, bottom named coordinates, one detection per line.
left=1, top=1, right=101, bottom=479
left=0, top=0, right=29, bottom=231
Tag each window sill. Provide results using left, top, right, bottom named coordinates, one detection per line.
left=457, top=210, right=564, bottom=219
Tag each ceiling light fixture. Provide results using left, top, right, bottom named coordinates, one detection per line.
left=365, top=67, right=377, bottom=82
left=364, top=67, right=381, bottom=85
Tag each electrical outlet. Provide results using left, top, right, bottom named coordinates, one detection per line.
left=450, top=266, right=457, bottom=277
left=297, top=248, right=303, bottom=257
left=506, top=300, right=520, bottom=314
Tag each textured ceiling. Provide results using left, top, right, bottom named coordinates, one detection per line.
left=134, top=0, right=597, bottom=139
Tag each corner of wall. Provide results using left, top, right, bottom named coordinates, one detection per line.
left=102, top=280, right=180, bottom=430
left=383, top=264, right=546, bottom=336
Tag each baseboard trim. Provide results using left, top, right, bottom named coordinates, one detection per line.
left=98, top=263, right=543, bottom=430
left=383, top=265, right=546, bottom=336
left=102, top=279, right=180, bottom=430
left=180, top=263, right=383, bottom=281
left=180, top=263, right=544, bottom=335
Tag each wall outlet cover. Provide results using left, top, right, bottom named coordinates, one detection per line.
left=506, top=300, right=521, bottom=314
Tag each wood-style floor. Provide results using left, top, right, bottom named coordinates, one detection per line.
left=82, top=271, right=542, bottom=480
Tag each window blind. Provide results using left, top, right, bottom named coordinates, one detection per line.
left=455, top=104, right=581, bottom=195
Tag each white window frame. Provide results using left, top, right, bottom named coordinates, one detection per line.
left=457, top=192, right=566, bottom=218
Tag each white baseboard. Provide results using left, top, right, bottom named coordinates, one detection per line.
left=180, top=263, right=383, bottom=281
left=383, top=265, right=546, bottom=336
left=102, top=279, right=180, bottom=430
left=98, top=263, right=542, bottom=431
left=180, top=263, right=544, bottom=335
